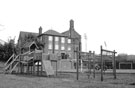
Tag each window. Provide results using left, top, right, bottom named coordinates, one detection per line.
left=55, top=44, right=59, bottom=50
left=61, top=37, right=65, bottom=43
left=48, top=43, right=52, bottom=49
left=48, top=36, right=53, bottom=41
left=61, top=45, right=65, bottom=50
left=68, top=39, right=71, bottom=43
left=68, top=46, right=71, bottom=51
left=55, top=37, right=59, bottom=41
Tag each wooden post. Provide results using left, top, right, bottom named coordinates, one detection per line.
left=21, top=63, right=24, bottom=73
left=76, top=47, right=79, bottom=80
left=30, top=65, right=32, bottom=74
left=88, top=51, right=91, bottom=79
left=113, top=50, right=116, bottom=79
left=93, top=51, right=95, bottom=78
left=101, top=46, right=103, bottom=81
left=18, top=55, right=21, bottom=74
left=20, top=55, right=23, bottom=74
left=41, top=53, right=43, bottom=76
left=41, top=58, right=43, bottom=76
left=27, top=62, right=29, bottom=74
left=56, top=60, right=58, bottom=76
left=89, top=51, right=91, bottom=76
left=33, top=52, right=35, bottom=75
left=37, top=61, right=39, bottom=76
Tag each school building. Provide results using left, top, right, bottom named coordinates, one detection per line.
left=18, top=19, right=81, bottom=70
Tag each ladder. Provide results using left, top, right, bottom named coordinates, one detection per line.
left=4, top=54, right=15, bottom=67
left=4, top=51, right=34, bottom=74
left=4, top=55, right=20, bottom=74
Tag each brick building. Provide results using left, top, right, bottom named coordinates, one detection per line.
left=18, top=19, right=81, bottom=70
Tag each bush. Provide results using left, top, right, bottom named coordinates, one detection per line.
left=0, top=39, right=15, bottom=62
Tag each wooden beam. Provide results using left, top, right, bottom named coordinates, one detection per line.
left=102, top=49, right=117, bottom=54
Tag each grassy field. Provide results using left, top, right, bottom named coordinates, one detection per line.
left=0, top=72, right=135, bottom=88
left=0, top=61, right=135, bottom=88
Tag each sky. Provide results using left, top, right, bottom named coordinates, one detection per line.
left=0, top=0, right=135, bottom=55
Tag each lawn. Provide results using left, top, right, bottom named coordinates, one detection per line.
left=0, top=72, right=135, bottom=88
left=0, top=61, right=135, bottom=88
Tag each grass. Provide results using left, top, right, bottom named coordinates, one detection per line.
left=0, top=61, right=135, bottom=88
left=0, top=72, right=135, bottom=88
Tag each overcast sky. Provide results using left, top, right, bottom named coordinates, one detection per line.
left=0, top=0, right=135, bottom=55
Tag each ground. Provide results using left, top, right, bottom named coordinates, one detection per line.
left=0, top=72, right=135, bottom=88
left=0, top=62, right=135, bottom=88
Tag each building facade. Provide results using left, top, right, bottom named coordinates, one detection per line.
left=18, top=19, right=81, bottom=70
left=18, top=19, right=81, bottom=59
left=38, top=20, right=81, bottom=60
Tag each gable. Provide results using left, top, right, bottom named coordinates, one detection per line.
left=22, top=41, right=38, bottom=49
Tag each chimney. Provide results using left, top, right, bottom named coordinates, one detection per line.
left=69, top=19, right=74, bottom=38
left=39, top=26, right=42, bottom=35
left=70, top=19, right=74, bottom=30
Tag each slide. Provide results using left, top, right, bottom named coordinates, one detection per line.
left=42, top=60, right=54, bottom=76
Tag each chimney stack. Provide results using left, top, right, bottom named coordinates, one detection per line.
left=70, top=19, right=74, bottom=30
left=69, top=19, right=74, bottom=38
left=39, top=26, right=42, bottom=35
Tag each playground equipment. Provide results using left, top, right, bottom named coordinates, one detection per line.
left=75, top=48, right=96, bottom=80
left=3, top=45, right=117, bottom=82
left=100, top=46, right=117, bottom=81
left=4, top=50, right=55, bottom=76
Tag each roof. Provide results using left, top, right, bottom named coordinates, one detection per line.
left=18, top=31, right=38, bottom=40
left=43, top=29, right=67, bottom=37
left=62, top=29, right=81, bottom=39
left=22, top=41, right=38, bottom=49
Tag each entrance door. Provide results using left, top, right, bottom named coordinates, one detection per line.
left=61, top=53, right=67, bottom=59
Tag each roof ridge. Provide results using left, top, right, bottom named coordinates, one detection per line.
left=44, top=29, right=67, bottom=37
left=20, top=31, right=38, bottom=34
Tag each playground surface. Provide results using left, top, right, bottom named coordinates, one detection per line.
left=0, top=72, right=135, bottom=88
